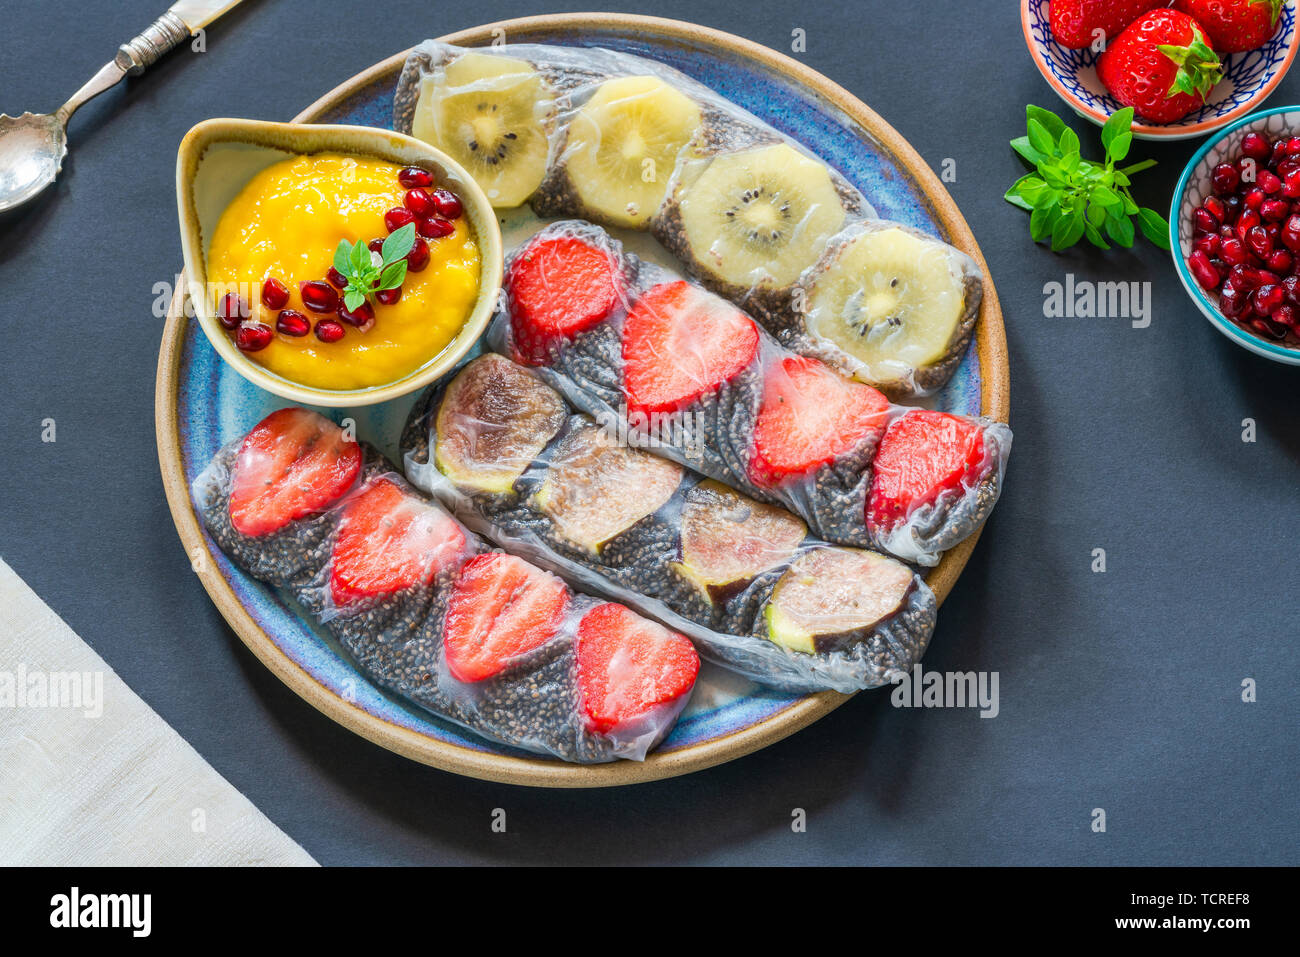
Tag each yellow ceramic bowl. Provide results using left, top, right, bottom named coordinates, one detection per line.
left=176, top=118, right=504, bottom=407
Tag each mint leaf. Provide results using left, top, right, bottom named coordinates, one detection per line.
left=349, top=240, right=370, bottom=277
left=344, top=289, right=366, bottom=312
left=1137, top=208, right=1171, bottom=249
left=1026, top=105, right=1067, bottom=142
left=334, top=241, right=355, bottom=277
left=1058, top=126, right=1080, bottom=158
left=381, top=223, right=416, bottom=265
left=1100, top=108, right=1130, bottom=153
left=1027, top=118, right=1057, bottom=157
left=379, top=260, right=408, bottom=290
left=1011, top=136, right=1045, bottom=165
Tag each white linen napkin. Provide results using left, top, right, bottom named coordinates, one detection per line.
left=0, top=557, right=316, bottom=866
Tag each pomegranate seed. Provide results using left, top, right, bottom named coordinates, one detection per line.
left=1283, top=169, right=1300, bottom=198
left=275, top=309, right=311, bottom=337
left=1242, top=132, right=1271, bottom=161
left=1268, top=249, right=1293, bottom=273
left=315, top=319, right=346, bottom=343
left=398, top=166, right=434, bottom=188
left=1221, top=237, right=1249, bottom=265
left=1273, top=303, right=1299, bottom=327
left=327, top=266, right=348, bottom=289
left=1204, top=195, right=1226, bottom=220
left=1254, top=283, right=1284, bottom=315
left=261, top=277, right=290, bottom=310
left=1283, top=276, right=1300, bottom=304
left=235, top=322, right=273, bottom=352
left=376, top=287, right=402, bottom=306
left=1261, top=198, right=1289, bottom=222
left=1256, top=268, right=1282, bottom=286
left=1237, top=209, right=1262, bottom=239
left=1278, top=158, right=1300, bottom=179
left=217, top=293, right=247, bottom=330
left=1260, top=170, right=1283, bottom=195
left=1270, top=140, right=1288, bottom=168
left=430, top=188, right=463, bottom=219
left=368, top=238, right=385, bottom=254
left=405, top=237, right=430, bottom=272
left=1247, top=226, right=1273, bottom=258
left=385, top=207, right=417, bottom=232
left=1229, top=265, right=1260, bottom=289
left=1220, top=224, right=1237, bottom=240
left=1252, top=317, right=1286, bottom=338
left=1281, top=215, right=1300, bottom=252
left=1194, top=233, right=1221, bottom=257
left=1224, top=194, right=1243, bottom=218
left=1188, top=250, right=1221, bottom=290
left=299, top=280, right=338, bottom=313
left=1219, top=286, right=1247, bottom=318
left=337, top=300, right=375, bottom=326
left=1193, top=206, right=1220, bottom=233
left=404, top=188, right=437, bottom=217
left=418, top=217, right=455, bottom=239
left=1211, top=162, right=1240, bottom=195
left=1244, top=188, right=1265, bottom=212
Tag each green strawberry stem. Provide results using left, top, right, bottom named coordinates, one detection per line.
left=1157, top=28, right=1224, bottom=103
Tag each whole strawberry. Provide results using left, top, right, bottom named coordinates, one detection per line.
left=1098, top=9, right=1224, bottom=122
left=1173, top=0, right=1284, bottom=53
left=1048, top=0, right=1167, bottom=49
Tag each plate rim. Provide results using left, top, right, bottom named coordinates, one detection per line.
left=155, top=12, right=1010, bottom=788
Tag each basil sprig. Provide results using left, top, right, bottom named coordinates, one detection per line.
left=1006, top=105, right=1169, bottom=252
left=332, top=223, right=415, bottom=311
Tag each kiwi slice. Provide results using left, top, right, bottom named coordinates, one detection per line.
left=560, top=75, right=702, bottom=229
left=434, top=354, right=567, bottom=495
left=673, top=480, right=806, bottom=604
left=412, top=52, right=555, bottom=208
left=801, top=225, right=981, bottom=397
left=533, top=423, right=683, bottom=553
left=671, top=143, right=846, bottom=293
left=762, top=547, right=914, bottom=654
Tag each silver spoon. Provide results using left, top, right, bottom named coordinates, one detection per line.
left=0, top=0, right=244, bottom=213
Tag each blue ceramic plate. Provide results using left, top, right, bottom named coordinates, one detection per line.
left=158, top=14, right=1007, bottom=786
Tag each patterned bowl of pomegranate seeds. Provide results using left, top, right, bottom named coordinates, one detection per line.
left=1174, top=105, right=1300, bottom=363
left=1023, top=0, right=1299, bottom=140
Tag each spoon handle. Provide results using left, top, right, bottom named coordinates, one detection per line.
left=57, top=0, right=246, bottom=123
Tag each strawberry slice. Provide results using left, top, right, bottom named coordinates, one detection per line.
left=748, top=356, right=890, bottom=486
left=867, top=410, right=989, bottom=533
left=443, top=553, right=571, bottom=683
left=329, top=478, right=467, bottom=607
left=574, top=603, right=699, bottom=735
left=621, top=281, right=760, bottom=418
left=507, top=233, right=624, bottom=365
left=228, top=408, right=362, bottom=537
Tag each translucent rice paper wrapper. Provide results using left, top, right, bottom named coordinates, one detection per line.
left=402, top=353, right=938, bottom=695
left=195, top=442, right=696, bottom=763
left=391, top=40, right=983, bottom=396
left=792, top=220, right=985, bottom=399
left=482, top=220, right=1010, bottom=566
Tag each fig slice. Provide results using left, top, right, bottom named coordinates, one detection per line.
left=674, top=480, right=806, bottom=602
left=533, top=423, right=683, bottom=552
left=434, top=354, right=567, bottom=494
left=763, top=546, right=914, bottom=654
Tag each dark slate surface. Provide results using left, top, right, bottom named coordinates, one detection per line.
left=0, top=0, right=1295, bottom=865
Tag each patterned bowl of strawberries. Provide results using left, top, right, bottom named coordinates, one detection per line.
left=1173, top=105, right=1300, bottom=362
left=1023, top=0, right=1298, bottom=140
